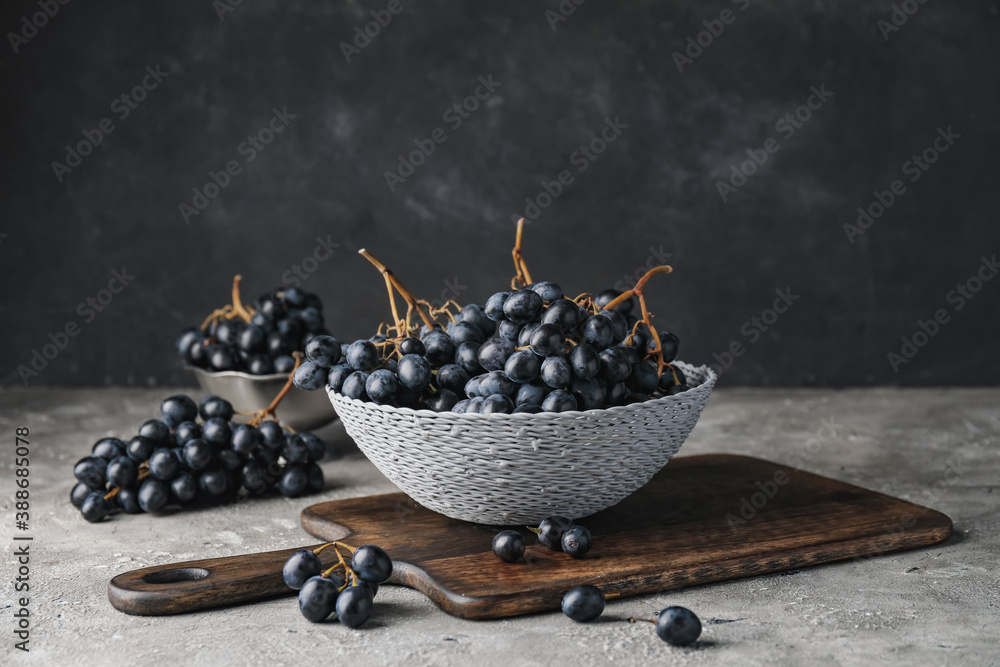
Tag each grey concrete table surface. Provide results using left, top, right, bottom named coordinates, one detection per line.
left=1, top=387, right=997, bottom=667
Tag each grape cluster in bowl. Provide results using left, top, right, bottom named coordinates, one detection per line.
left=291, top=240, right=688, bottom=414
left=71, top=393, right=333, bottom=522
left=177, top=277, right=335, bottom=376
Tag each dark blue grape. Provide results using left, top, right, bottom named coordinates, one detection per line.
left=529, top=323, right=564, bottom=357
left=170, top=473, right=198, bottom=503
left=541, top=389, right=578, bottom=412
left=531, top=281, right=563, bottom=301
left=300, top=432, right=326, bottom=462
left=299, top=575, right=341, bottom=622
left=148, top=449, right=179, bottom=481
left=482, top=394, right=515, bottom=414
left=485, top=291, right=512, bottom=321
left=596, top=308, right=628, bottom=343
left=137, top=479, right=169, bottom=512
left=199, top=468, right=228, bottom=497
left=398, top=337, right=425, bottom=356
left=282, top=434, right=310, bottom=464
left=283, top=287, right=308, bottom=308
left=138, top=419, right=171, bottom=451
left=599, top=347, right=631, bottom=383
left=117, top=487, right=142, bottom=513
left=74, top=457, right=107, bottom=489
left=81, top=493, right=110, bottom=522
left=450, top=321, right=484, bottom=346
left=305, top=335, right=341, bottom=368
left=492, top=530, right=526, bottom=562
left=541, top=298, right=582, bottom=332
left=346, top=340, right=379, bottom=371
left=561, top=525, right=592, bottom=558
left=464, top=375, right=483, bottom=398
left=478, top=337, right=515, bottom=371
left=173, top=421, right=201, bottom=447
left=326, top=364, right=352, bottom=393
left=571, top=378, right=607, bottom=411
left=91, top=437, right=126, bottom=462
left=422, top=330, right=455, bottom=366
left=583, top=316, right=615, bottom=349
left=562, top=585, right=605, bottom=622
left=397, top=354, right=432, bottom=392
left=293, top=361, right=327, bottom=391
left=202, top=418, right=232, bottom=447
left=498, top=319, right=521, bottom=341
left=215, top=320, right=237, bottom=346
left=466, top=396, right=485, bottom=413
left=667, top=384, right=691, bottom=396
left=209, top=346, right=235, bottom=371
left=336, top=584, right=374, bottom=628
left=259, top=421, right=285, bottom=450
left=515, top=381, right=549, bottom=406
left=426, top=389, right=459, bottom=412
left=658, top=331, right=681, bottom=363
left=627, top=361, right=659, bottom=394
left=606, top=381, right=628, bottom=405
left=503, top=289, right=543, bottom=324
left=217, top=448, right=243, bottom=471
left=197, top=396, right=234, bottom=422
left=569, top=344, right=600, bottom=380
left=274, top=354, right=297, bottom=373
left=505, top=349, right=542, bottom=383
left=365, top=369, right=400, bottom=405
left=237, top=323, right=267, bottom=354
left=284, top=549, right=322, bottom=590
left=351, top=544, right=393, bottom=583
left=300, top=307, right=324, bottom=332
left=248, top=354, right=275, bottom=375
left=230, top=424, right=261, bottom=455
left=71, top=482, right=92, bottom=508
left=435, top=364, right=470, bottom=394
left=161, top=394, right=198, bottom=428
left=341, top=371, right=371, bottom=400
left=454, top=341, right=483, bottom=374
left=656, top=606, right=702, bottom=646
left=461, top=303, right=496, bottom=338
left=278, top=465, right=309, bottom=497
left=241, top=461, right=269, bottom=495
left=480, top=370, right=516, bottom=397
left=451, top=399, right=472, bottom=413
left=176, top=327, right=202, bottom=357
left=513, top=404, right=543, bottom=413
left=541, top=355, right=572, bottom=389
left=306, top=462, right=325, bottom=493
left=183, top=438, right=214, bottom=471
left=517, top=322, right=540, bottom=347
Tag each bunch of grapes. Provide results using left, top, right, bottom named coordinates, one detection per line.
left=292, top=221, right=689, bottom=413
left=176, top=276, right=336, bottom=376
left=70, top=393, right=333, bottom=523
left=283, top=541, right=392, bottom=628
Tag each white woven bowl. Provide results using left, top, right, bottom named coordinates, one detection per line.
left=328, top=361, right=716, bottom=525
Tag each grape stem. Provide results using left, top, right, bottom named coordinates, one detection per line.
left=199, top=274, right=255, bottom=331
left=627, top=617, right=656, bottom=625
left=358, top=249, right=435, bottom=332
left=510, top=217, right=533, bottom=289
left=248, top=352, right=302, bottom=426
left=601, top=265, right=676, bottom=380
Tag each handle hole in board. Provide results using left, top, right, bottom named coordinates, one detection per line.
left=142, top=568, right=210, bottom=584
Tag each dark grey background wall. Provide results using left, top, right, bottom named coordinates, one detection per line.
left=1, top=1, right=997, bottom=388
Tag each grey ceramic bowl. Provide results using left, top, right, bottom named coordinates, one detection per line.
left=187, top=366, right=338, bottom=432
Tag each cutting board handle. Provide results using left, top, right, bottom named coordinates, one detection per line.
left=108, top=544, right=333, bottom=615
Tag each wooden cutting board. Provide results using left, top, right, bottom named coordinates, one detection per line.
left=108, top=454, right=953, bottom=618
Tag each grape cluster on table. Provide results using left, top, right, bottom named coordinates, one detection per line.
left=71, top=393, right=333, bottom=522
left=177, top=286, right=334, bottom=375
left=283, top=542, right=393, bottom=628
left=292, top=280, right=689, bottom=413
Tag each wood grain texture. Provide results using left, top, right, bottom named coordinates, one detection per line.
left=109, top=454, right=952, bottom=617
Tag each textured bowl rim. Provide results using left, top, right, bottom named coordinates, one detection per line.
left=327, top=361, right=716, bottom=421
left=185, top=365, right=289, bottom=382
